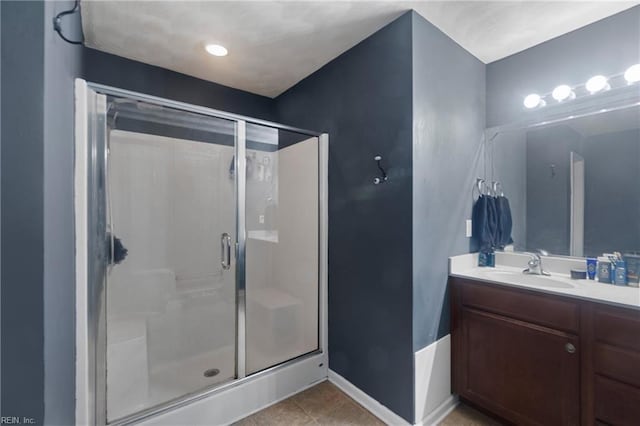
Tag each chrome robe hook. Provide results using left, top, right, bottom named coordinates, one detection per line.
left=373, top=155, right=388, bottom=185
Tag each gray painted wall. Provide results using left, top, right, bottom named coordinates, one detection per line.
left=487, top=5, right=640, bottom=127
left=276, top=13, right=415, bottom=422
left=411, top=12, right=486, bottom=350
left=43, top=2, right=83, bottom=424
left=1, top=2, right=46, bottom=423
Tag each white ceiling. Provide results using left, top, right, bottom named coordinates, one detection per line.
left=82, top=1, right=639, bottom=98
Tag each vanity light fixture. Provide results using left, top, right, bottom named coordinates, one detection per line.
left=585, top=75, right=610, bottom=94
left=624, top=64, right=640, bottom=84
left=205, top=44, right=228, bottom=57
left=523, top=93, right=545, bottom=109
left=551, top=85, right=575, bottom=102
left=524, top=65, right=636, bottom=110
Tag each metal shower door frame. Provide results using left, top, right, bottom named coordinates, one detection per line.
left=77, top=80, right=326, bottom=426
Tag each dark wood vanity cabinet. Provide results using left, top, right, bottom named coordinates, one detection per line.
left=586, top=303, right=640, bottom=425
left=450, top=276, right=640, bottom=426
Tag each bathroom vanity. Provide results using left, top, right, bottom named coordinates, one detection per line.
left=450, top=253, right=640, bottom=426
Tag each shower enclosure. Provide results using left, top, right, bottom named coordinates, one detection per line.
left=75, top=80, right=327, bottom=425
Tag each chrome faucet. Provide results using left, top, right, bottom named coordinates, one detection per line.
left=523, top=250, right=551, bottom=276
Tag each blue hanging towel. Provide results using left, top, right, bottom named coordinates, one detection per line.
left=487, top=195, right=499, bottom=249
left=496, top=195, right=513, bottom=248
left=472, top=195, right=497, bottom=252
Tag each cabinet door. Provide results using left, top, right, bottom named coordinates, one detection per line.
left=460, top=308, right=580, bottom=426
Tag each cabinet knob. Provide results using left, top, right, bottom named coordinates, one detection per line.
left=565, top=343, right=576, bottom=354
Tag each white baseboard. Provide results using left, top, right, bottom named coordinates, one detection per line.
left=328, top=370, right=411, bottom=426
left=415, top=395, right=458, bottom=426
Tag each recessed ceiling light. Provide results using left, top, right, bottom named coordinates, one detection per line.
left=205, top=44, right=228, bottom=57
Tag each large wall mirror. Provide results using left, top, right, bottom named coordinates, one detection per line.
left=487, top=100, right=640, bottom=258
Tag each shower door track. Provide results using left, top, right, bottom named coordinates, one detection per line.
left=78, top=81, right=329, bottom=426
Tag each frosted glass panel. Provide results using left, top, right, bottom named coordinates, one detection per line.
left=106, top=126, right=236, bottom=421
left=245, top=127, right=319, bottom=374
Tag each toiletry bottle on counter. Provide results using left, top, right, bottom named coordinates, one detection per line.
left=478, top=249, right=495, bottom=267
left=614, top=261, right=628, bottom=285
left=623, top=254, right=640, bottom=288
left=597, top=257, right=612, bottom=283
left=606, top=252, right=627, bottom=286
left=586, top=258, right=597, bottom=280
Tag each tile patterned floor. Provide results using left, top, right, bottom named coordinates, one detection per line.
left=233, top=381, right=500, bottom=425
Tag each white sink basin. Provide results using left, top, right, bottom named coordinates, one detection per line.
left=477, top=270, right=576, bottom=289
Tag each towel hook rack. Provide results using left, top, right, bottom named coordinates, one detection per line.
left=473, top=178, right=485, bottom=199
left=53, top=0, right=84, bottom=45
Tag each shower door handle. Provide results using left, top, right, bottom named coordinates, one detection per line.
left=221, top=233, right=232, bottom=270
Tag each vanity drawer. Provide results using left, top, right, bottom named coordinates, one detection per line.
left=594, top=343, right=640, bottom=388
left=594, top=306, right=640, bottom=352
left=594, top=375, right=640, bottom=426
left=458, top=279, right=579, bottom=332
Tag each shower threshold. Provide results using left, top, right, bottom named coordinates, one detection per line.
left=109, top=349, right=324, bottom=426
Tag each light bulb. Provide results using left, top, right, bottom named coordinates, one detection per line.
left=585, top=75, right=609, bottom=94
left=624, top=64, right=640, bottom=84
left=552, top=85, right=575, bottom=102
left=523, top=93, right=545, bottom=109
left=205, top=44, right=228, bottom=57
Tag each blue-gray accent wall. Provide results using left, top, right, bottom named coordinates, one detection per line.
left=2, top=1, right=46, bottom=423
left=82, top=48, right=276, bottom=121
left=487, top=5, right=640, bottom=127
left=275, top=12, right=415, bottom=422
left=1, top=2, right=83, bottom=424
left=411, top=12, right=486, bottom=351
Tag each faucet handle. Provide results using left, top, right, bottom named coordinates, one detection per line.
left=537, top=249, right=549, bottom=257
left=525, top=251, right=541, bottom=262
left=523, top=251, right=550, bottom=275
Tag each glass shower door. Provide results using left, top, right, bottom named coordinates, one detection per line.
left=104, top=100, right=238, bottom=421
left=244, top=124, right=320, bottom=374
